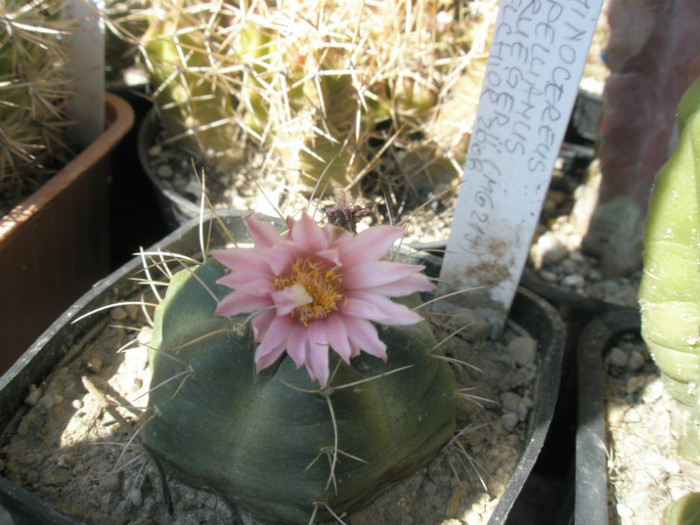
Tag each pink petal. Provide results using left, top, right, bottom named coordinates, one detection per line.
left=363, top=272, right=435, bottom=296
left=254, top=246, right=297, bottom=276
left=315, top=247, right=342, bottom=267
left=211, top=249, right=271, bottom=275
left=340, top=292, right=424, bottom=325
left=340, top=225, right=404, bottom=266
left=247, top=215, right=283, bottom=247
left=255, top=316, right=294, bottom=370
left=342, top=261, right=426, bottom=290
left=307, top=321, right=331, bottom=386
left=215, top=290, right=271, bottom=317
left=323, top=313, right=353, bottom=362
left=217, top=273, right=274, bottom=294
left=286, top=323, right=309, bottom=368
left=342, top=317, right=387, bottom=361
left=289, top=212, right=328, bottom=252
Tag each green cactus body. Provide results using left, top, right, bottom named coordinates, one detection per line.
left=277, top=44, right=362, bottom=192
left=142, top=7, right=241, bottom=169
left=234, top=21, right=278, bottom=138
left=638, top=76, right=700, bottom=405
left=145, top=258, right=456, bottom=523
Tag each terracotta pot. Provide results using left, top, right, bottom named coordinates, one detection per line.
left=0, top=92, right=134, bottom=374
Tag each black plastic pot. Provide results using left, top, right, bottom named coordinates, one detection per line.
left=575, top=307, right=641, bottom=525
left=137, top=108, right=201, bottom=229
left=0, top=212, right=565, bottom=524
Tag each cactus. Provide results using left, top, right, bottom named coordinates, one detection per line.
left=0, top=0, right=75, bottom=207
left=138, top=2, right=244, bottom=170
left=638, top=75, right=700, bottom=520
left=123, top=1, right=489, bottom=205
left=143, top=212, right=456, bottom=523
left=638, top=74, right=700, bottom=407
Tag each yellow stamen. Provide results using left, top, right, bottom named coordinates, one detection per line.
left=276, top=257, right=344, bottom=325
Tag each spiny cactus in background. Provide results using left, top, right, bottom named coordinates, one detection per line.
left=138, top=2, right=244, bottom=170
left=0, top=0, right=75, bottom=209
left=144, top=211, right=456, bottom=524
left=120, top=0, right=491, bottom=206
left=638, top=75, right=700, bottom=523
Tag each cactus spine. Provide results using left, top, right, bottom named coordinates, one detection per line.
left=128, top=1, right=488, bottom=203
left=0, top=0, right=75, bottom=208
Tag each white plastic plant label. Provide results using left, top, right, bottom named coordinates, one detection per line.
left=64, top=0, right=105, bottom=148
left=440, top=0, right=603, bottom=329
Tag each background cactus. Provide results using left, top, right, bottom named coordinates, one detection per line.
left=638, top=74, right=700, bottom=408
left=0, top=0, right=76, bottom=213
left=638, top=75, right=700, bottom=523
left=144, top=235, right=456, bottom=523
left=116, top=0, right=492, bottom=212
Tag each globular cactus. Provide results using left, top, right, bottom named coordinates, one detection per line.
left=0, top=0, right=74, bottom=205
left=143, top=212, right=456, bottom=523
left=638, top=75, right=700, bottom=524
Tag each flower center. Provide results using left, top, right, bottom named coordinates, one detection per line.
left=274, top=257, right=344, bottom=325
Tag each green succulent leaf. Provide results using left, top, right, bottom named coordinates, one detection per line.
left=639, top=75, right=700, bottom=400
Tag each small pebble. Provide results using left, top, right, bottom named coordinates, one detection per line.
left=501, top=392, right=522, bottom=413
left=627, top=351, right=646, bottom=371
left=157, top=164, right=173, bottom=179
left=85, top=358, right=102, bottom=374
left=56, top=454, right=76, bottom=470
left=531, top=234, right=568, bottom=268
left=124, top=303, right=139, bottom=320
left=507, top=336, right=537, bottom=367
left=147, top=144, right=162, bottom=156
left=100, top=473, right=121, bottom=493
left=24, top=385, right=42, bottom=406
left=517, top=403, right=529, bottom=422
left=110, top=307, right=127, bottom=321
left=501, top=412, right=519, bottom=431
left=561, top=274, right=585, bottom=288
left=137, top=327, right=152, bottom=345
left=626, top=375, right=646, bottom=394
left=539, top=270, right=559, bottom=282
left=35, top=393, right=54, bottom=411
left=129, top=488, right=143, bottom=506
left=71, top=399, right=84, bottom=410
left=609, top=347, right=629, bottom=367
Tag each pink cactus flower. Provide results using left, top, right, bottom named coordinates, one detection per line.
left=212, top=213, right=434, bottom=387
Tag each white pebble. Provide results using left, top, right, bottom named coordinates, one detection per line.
left=608, top=347, right=629, bottom=367
left=507, top=336, right=537, bottom=367
left=561, top=274, right=586, bottom=288
left=24, top=385, right=41, bottom=406
left=157, top=165, right=173, bottom=179
left=501, top=412, right=519, bottom=431
left=627, top=351, right=646, bottom=371
left=532, top=234, right=568, bottom=268
left=129, top=488, right=143, bottom=506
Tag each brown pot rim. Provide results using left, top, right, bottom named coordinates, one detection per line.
left=0, top=92, right=135, bottom=244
